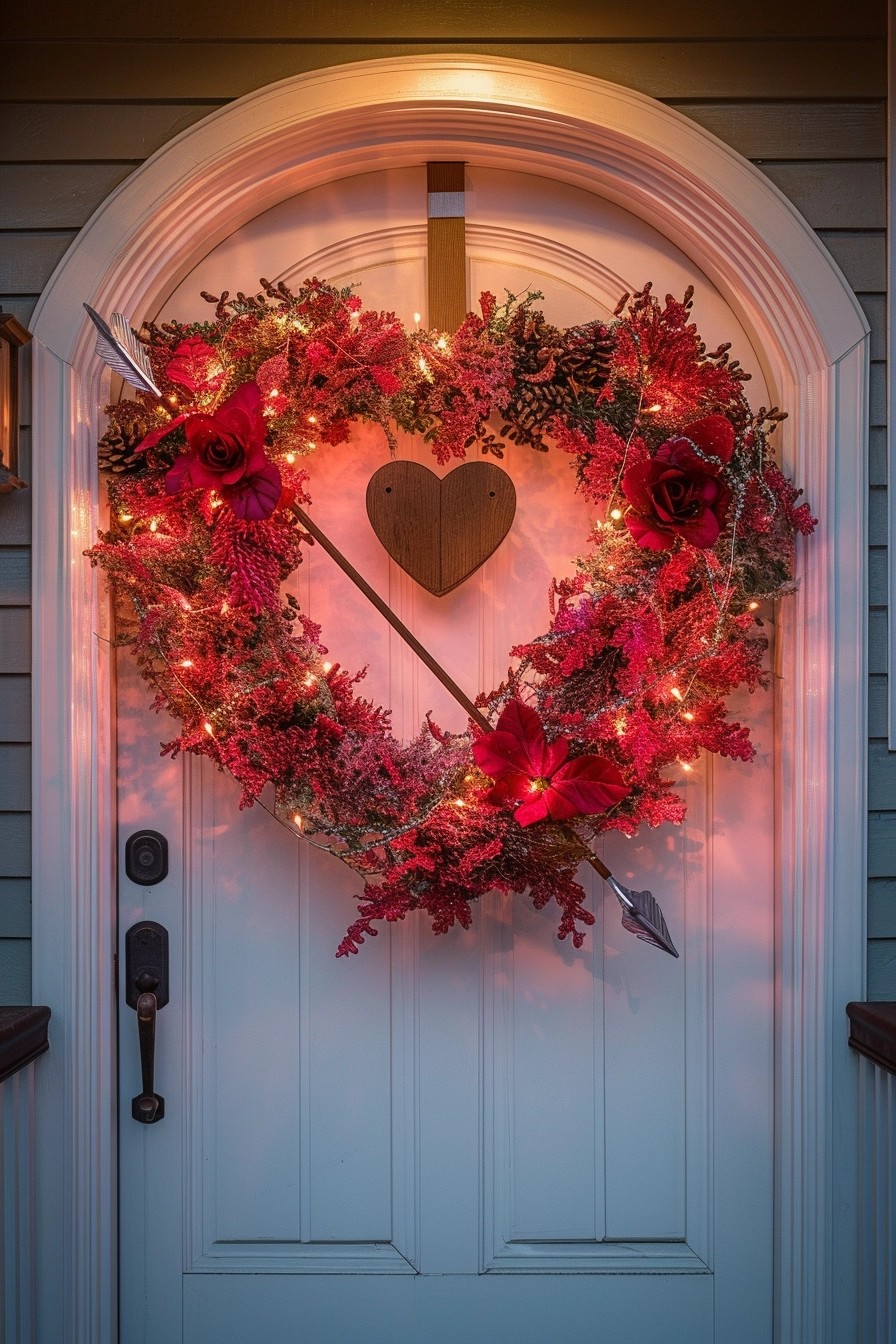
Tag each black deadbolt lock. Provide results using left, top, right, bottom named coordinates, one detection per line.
left=125, top=830, right=168, bottom=886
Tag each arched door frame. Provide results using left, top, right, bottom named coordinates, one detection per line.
left=28, top=56, right=868, bottom=1344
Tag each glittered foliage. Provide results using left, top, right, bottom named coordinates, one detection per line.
left=89, top=277, right=815, bottom=955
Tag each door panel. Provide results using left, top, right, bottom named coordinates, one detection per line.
left=183, top=1274, right=714, bottom=1344
left=189, top=775, right=407, bottom=1267
left=119, top=165, right=773, bottom=1342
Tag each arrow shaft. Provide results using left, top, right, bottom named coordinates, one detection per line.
left=291, top=502, right=613, bottom=883
left=290, top=502, right=490, bottom=731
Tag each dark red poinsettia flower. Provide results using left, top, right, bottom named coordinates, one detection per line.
left=621, top=414, right=734, bottom=551
left=165, top=382, right=282, bottom=521
left=472, top=701, right=628, bottom=827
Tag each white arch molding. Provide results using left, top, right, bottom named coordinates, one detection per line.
left=29, top=57, right=868, bottom=1344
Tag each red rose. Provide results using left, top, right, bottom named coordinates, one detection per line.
left=165, top=382, right=282, bottom=521
left=621, top=415, right=735, bottom=551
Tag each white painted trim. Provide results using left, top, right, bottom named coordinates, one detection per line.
left=30, top=339, right=117, bottom=1344
left=2, top=1067, right=38, bottom=1343
left=856, top=1055, right=896, bottom=1341
left=272, top=221, right=632, bottom=316
left=28, top=55, right=869, bottom=1343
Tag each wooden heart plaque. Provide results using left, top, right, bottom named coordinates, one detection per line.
left=365, top=460, right=516, bottom=596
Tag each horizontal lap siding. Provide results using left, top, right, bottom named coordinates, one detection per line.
left=0, top=4, right=887, bottom=1003
left=861, top=67, right=893, bottom=988
left=0, top=39, right=886, bottom=100
left=0, top=1, right=886, bottom=40
left=0, top=385, right=30, bottom=1000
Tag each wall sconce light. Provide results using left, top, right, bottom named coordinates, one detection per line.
left=0, top=310, right=32, bottom=495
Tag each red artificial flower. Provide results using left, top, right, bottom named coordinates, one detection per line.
left=165, top=382, right=282, bottom=521
left=622, top=414, right=734, bottom=551
left=164, top=336, right=225, bottom=394
left=136, top=413, right=188, bottom=454
left=472, top=701, right=628, bottom=826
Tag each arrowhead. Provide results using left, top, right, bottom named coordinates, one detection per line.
left=607, top=878, right=679, bottom=958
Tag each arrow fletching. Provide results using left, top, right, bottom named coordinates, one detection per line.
left=83, top=304, right=161, bottom=398
left=607, top=876, right=679, bottom=958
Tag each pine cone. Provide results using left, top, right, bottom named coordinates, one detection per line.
left=502, top=382, right=558, bottom=451
left=502, top=311, right=613, bottom=450
left=98, top=420, right=146, bottom=475
left=562, top=322, right=613, bottom=397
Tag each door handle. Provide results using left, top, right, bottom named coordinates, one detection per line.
left=125, top=920, right=169, bottom=1124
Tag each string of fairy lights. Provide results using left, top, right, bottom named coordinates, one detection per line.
left=90, top=277, right=815, bottom=954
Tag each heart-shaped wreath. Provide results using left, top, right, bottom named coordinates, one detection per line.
left=88, top=277, right=815, bottom=956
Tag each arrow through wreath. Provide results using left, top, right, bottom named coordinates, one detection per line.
left=291, top=500, right=679, bottom=957
left=85, top=277, right=814, bottom=962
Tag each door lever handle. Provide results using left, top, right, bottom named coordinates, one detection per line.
left=125, top=921, right=169, bottom=1124
left=133, top=983, right=164, bottom=1123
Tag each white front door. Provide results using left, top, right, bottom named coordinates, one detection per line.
left=117, top=165, right=774, bottom=1344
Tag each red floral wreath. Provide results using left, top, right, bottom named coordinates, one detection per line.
left=90, top=278, right=815, bottom=955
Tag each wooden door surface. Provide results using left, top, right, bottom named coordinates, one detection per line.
left=118, top=165, right=775, bottom=1343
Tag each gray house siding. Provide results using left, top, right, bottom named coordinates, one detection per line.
left=0, top=1, right=888, bottom=1002
left=0, top=460, right=31, bottom=1002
